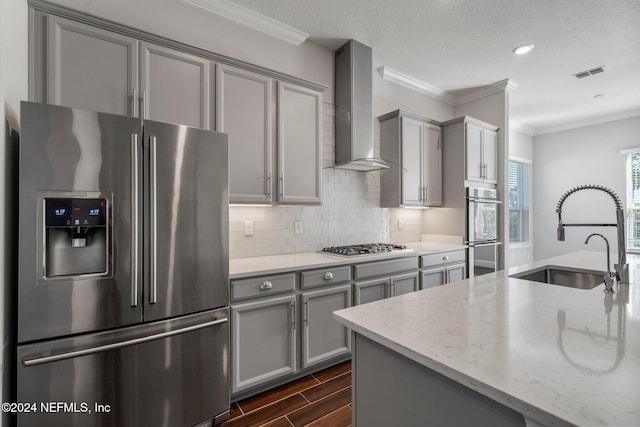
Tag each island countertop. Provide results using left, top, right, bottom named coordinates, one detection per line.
left=334, top=251, right=640, bottom=427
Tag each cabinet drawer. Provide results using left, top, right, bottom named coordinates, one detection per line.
left=231, top=273, right=295, bottom=301
left=420, top=250, right=465, bottom=269
left=301, top=266, right=351, bottom=289
left=354, top=257, right=418, bottom=280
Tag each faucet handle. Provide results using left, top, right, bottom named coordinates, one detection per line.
left=603, top=272, right=615, bottom=294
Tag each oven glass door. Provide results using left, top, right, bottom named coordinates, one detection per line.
left=469, top=242, right=501, bottom=277
left=469, top=200, right=499, bottom=242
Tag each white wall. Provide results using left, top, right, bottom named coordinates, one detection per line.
left=1, top=0, right=28, bottom=423
left=509, top=127, right=534, bottom=267
left=533, top=115, right=640, bottom=263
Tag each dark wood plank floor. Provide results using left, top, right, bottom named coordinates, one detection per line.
left=223, top=361, right=352, bottom=427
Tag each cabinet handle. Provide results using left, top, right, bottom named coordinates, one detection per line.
left=424, top=186, right=428, bottom=204
left=390, top=280, right=395, bottom=296
left=323, top=272, right=334, bottom=280
left=304, top=301, right=309, bottom=326
left=446, top=269, right=451, bottom=283
left=442, top=255, right=449, bottom=261
left=259, top=281, right=273, bottom=290
left=279, top=174, right=284, bottom=197
left=290, top=302, right=296, bottom=330
left=266, top=173, right=271, bottom=198
left=131, top=88, right=137, bottom=117
left=142, top=90, right=147, bottom=119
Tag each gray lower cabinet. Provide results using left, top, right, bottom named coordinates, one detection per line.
left=420, top=250, right=466, bottom=289
left=301, top=284, right=352, bottom=369
left=230, top=266, right=350, bottom=397
left=354, top=257, right=419, bottom=305
left=231, top=294, right=297, bottom=394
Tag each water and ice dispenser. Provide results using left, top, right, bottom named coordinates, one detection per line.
left=44, top=197, right=109, bottom=278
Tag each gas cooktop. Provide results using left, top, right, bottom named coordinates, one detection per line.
left=320, top=243, right=413, bottom=257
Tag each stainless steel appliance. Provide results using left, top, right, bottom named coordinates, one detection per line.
left=17, top=101, right=230, bottom=427
left=467, top=187, right=501, bottom=277
left=321, top=243, right=413, bottom=257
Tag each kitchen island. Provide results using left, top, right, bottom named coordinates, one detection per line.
left=334, top=251, right=640, bottom=427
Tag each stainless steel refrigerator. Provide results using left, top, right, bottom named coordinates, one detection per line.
left=16, top=101, right=230, bottom=427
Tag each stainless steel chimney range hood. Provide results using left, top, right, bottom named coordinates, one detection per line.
left=333, top=40, right=391, bottom=172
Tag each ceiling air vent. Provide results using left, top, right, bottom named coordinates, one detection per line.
left=573, top=66, right=605, bottom=79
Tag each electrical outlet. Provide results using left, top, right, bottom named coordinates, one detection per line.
left=294, top=221, right=303, bottom=234
left=244, top=221, right=254, bottom=236
left=397, top=218, right=404, bottom=230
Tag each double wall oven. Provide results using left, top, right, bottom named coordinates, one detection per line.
left=467, top=187, right=501, bottom=277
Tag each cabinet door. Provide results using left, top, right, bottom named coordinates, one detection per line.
left=465, top=122, right=484, bottom=182
left=482, top=129, right=498, bottom=184
left=391, top=271, right=419, bottom=297
left=277, top=82, right=322, bottom=205
left=301, top=284, right=352, bottom=369
left=140, top=42, right=210, bottom=129
left=420, top=267, right=446, bottom=290
left=46, top=15, right=138, bottom=116
left=423, top=124, right=442, bottom=206
left=401, top=117, right=423, bottom=206
left=217, top=65, right=273, bottom=204
left=354, top=278, right=389, bottom=305
left=446, top=263, right=466, bottom=283
left=231, top=295, right=296, bottom=393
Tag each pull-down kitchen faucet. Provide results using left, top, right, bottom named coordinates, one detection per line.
left=556, top=184, right=629, bottom=284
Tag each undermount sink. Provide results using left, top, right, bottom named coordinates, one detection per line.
left=509, top=265, right=605, bottom=290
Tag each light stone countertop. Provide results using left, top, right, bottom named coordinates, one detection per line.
left=334, top=251, right=640, bottom=427
left=229, top=241, right=466, bottom=279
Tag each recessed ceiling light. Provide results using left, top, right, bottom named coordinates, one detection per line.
left=512, top=44, right=534, bottom=55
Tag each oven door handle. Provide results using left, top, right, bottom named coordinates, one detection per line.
left=468, top=241, right=502, bottom=248
left=467, top=198, right=502, bottom=204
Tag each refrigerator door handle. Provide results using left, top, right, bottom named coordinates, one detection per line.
left=22, top=317, right=229, bottom=367
left=150, top=134, right=158, bottom=304
left=131, top=133, right=139, bottom=307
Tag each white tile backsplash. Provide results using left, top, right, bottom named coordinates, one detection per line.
left=229, top=103, right=424, bottom=258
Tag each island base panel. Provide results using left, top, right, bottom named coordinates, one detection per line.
left=352, top=333, right=525, bottom=427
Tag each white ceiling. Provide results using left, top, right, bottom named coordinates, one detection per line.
left=226, top=0, right=640, bottom=135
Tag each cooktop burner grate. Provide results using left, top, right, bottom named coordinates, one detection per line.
left=321, top=243, right=408, bottom=256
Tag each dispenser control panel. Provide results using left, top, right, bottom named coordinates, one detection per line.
left=45, top=198, right=107, bottom=227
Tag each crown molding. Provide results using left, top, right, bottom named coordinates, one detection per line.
left=454, top=79, right=516, bottom=105
left=534, top=108, right=640, bottom=136
left=180, top=0, right=309, bottom=45
left=509, top=120, right=536, bottom=136
left=379, top=66, right=516, bottom=107
left=378, top=66, right=457, bottom=105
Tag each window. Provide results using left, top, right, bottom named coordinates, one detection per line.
left=508, top=158, right=530, bottom=243
left=625, top=152, right=640, bottom=251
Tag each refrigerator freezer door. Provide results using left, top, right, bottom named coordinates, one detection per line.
left=18, top=102, right=143, bottom=343
left=143, top=120, right=229, bottom=321
left=17, top=308, right=230, bottom=427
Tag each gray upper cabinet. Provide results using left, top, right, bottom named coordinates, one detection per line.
left=442, top=118, right=499, bottom=185
left=216, top=65, right=273, bottom=204
left=45, top=15, right=138, bottom=116
left=277, top=82, right=322, bottom=205
left=39, top=14, right=212, bottom=128
left=140, top=42, right=211, bottom=129
left=379, top=110, right=442, bottom=207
